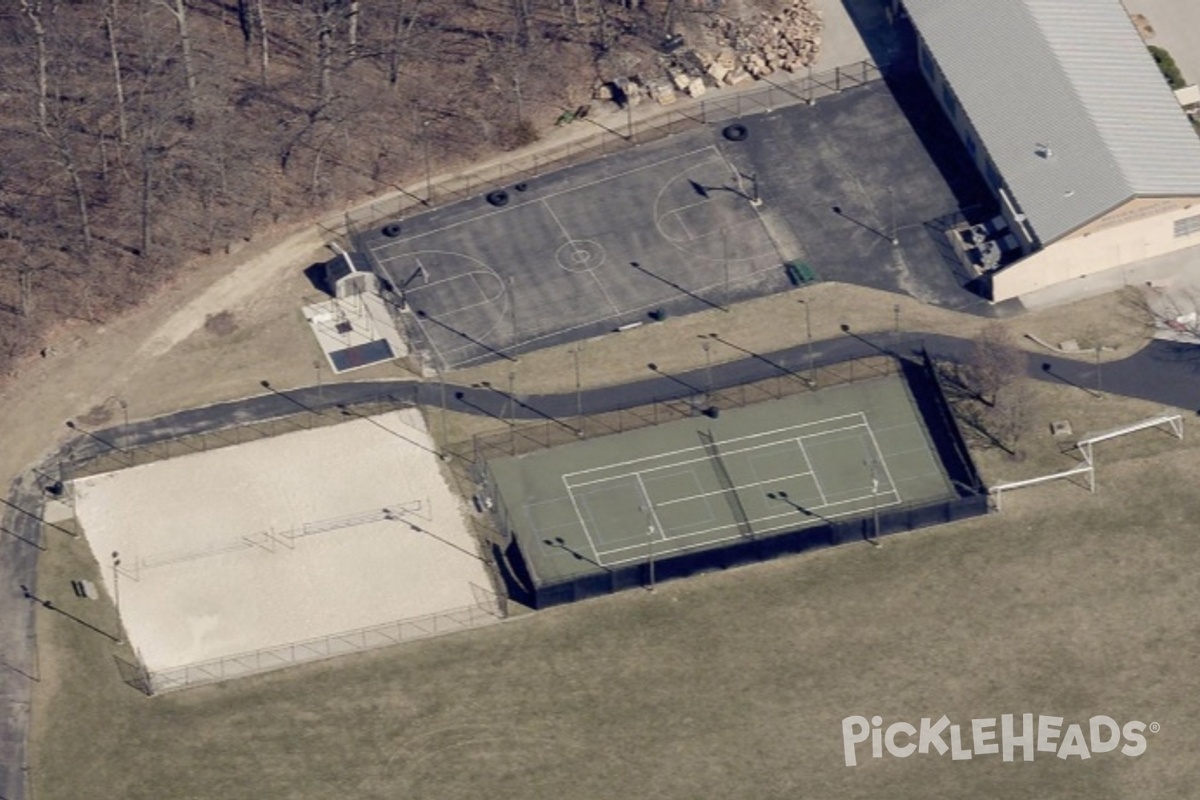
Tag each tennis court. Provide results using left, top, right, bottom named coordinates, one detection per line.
left=563, top=412, right=908, bottom=566
left=486, top=370, right=975, bottom=603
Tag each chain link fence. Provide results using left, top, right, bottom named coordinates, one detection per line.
left=450, top=355, right=898, bottom=464
left=145, top=583, right=505, bottom=694
left=321, top=60, right=882, bottom=248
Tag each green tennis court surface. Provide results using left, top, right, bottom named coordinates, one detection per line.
left=487, top=370, right=968, bottom=600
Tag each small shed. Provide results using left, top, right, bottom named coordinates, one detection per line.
left=324, top=250, right=380, bottom=300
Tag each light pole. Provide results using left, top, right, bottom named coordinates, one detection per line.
left=436, top=368, right=450, bottom=459
left=867, top=460, right=882, bottom=548
left=572, top=344, right=584, bottom=437
left=893, top=304, right=901, bottom=334
left=313, top=359, right=323, bottom=403
left=798, top=299, right=814, bottom=383
left=889, top=188, right=899, bottom=246
left=702, top=340, right=712, bottom=402
left=647, top=524, right=656, bottom=591
left=507, top=369, right=516, bottom=429
left=638, top=494, right=658, bottom=592
left=422, top=118, right=432, bottom=204
left=111, top=551, right=123, bottom=642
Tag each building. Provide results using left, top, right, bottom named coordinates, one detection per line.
left=894, top=0, right=1200, bottom=301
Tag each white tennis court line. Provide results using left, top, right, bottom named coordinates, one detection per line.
left=562, top=474, right=603, bottom=564
left=563, top=413, right=867, bottom=484
left=634, top=473, right=667, bottom=546
left=653, top=466, right=814, bottom=507
left=576, top=462, right=903, bottom=559
left=563, top=419, right=873, bottom=491
left=795, top=438, right=828, bottom=506
left=863, top=420, right=901, bottom=499
left=365, top=145, right=723, bottom=254
left=596, top=491, right=906, bottom=565
left=563, top=430, right=845, bottom=490
left=565, top=412, right=915, bottom=563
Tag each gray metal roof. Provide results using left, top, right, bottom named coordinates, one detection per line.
left=903, top=0, right=1200, bottom=244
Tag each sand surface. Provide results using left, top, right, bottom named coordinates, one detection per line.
left=71, top=409, right=489, bottom=674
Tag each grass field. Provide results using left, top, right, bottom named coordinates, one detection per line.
left=29, top=383, right=1200, bottom=799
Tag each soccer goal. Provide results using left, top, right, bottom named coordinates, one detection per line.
left=1073, top=412, right=1183, bottom=466
left=990, top=464, right=1094, bottom=510
left=990, top=412, right=1183, bottom=510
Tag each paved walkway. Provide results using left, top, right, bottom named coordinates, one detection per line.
left=1124, top=0, right=1200, bottom=89
left=3, top=330, right=1198, bottom=800
left=42, top=332, right=1200, bottom=462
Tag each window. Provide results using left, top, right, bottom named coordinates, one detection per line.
left=1175, top=214, right=1200, bottom=237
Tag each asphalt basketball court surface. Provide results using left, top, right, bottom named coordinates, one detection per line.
left=360, top=136, right=791, bottom=370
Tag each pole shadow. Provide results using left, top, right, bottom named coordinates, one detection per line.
left=629, top=261, right=728, bottom=314
left=415, top=309, right=519, bottom=364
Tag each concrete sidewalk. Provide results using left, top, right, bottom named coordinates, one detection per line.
left=1124, top=0, right=1200, bottom=90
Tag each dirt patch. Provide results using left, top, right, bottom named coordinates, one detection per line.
left=203, top=311, right=238, bottom=337
left=1131, top=12, right=1156, bottom=40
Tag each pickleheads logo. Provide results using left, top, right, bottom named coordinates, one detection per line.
left=842, top=714, right=1158, bottom=767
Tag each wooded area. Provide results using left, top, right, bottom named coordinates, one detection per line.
left=0, top=0, right=718, bottom=376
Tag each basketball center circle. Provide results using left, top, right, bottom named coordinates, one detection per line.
left=556, top=239, right=606, bottom=272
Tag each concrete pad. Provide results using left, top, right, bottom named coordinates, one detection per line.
left=823, top=0, right=908, bottom=69
left=728, top=75, right=995, bottom=309
left=812, top=0, right=873, bottom=68
left=1124, top=0, right=1200, bottom=90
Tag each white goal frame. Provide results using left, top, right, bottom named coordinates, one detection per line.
left=1073, top=413, right=1183, bottom=466
left=990, top=412, right=1183, bottom=510
left=990, top=464, right=1094, bottom=510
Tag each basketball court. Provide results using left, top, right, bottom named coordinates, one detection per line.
left=486, top=372, right=969, bottom=600
left=357, top=138, right=790, bottom=370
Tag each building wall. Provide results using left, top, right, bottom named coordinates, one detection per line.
left=913, top=33, right=1037, bottom=251
left=989, top=198, right=1200, bottom=300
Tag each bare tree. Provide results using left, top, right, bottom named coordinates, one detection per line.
left=18, top=0, right=49, bottom=131
left=157, top=0, right=199, bottom=117
left=990, top=377, right=1037, bottom=457
left=346, top=0, right=360, bottom=54
left=383, top=0, right=423, bottom=90
left=968, top=322, right=1024, bottom=406
left=255, top=0, right=270, bottom=81
left=105, top=0, right=130, bottom=144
